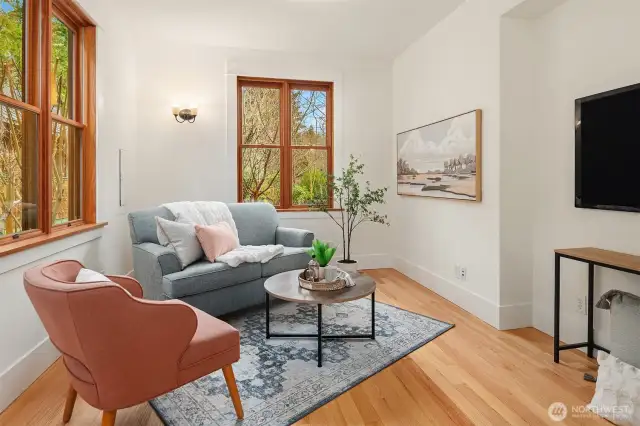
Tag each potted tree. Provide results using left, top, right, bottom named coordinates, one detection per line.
left=314, top=155, right=389, bottom=273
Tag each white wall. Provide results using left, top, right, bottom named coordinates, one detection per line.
left=531, top=0, right=640, bottom=346
left=392, top=0, right=523, bottom=328
left=498, top=16, right=537, bottom=328
left=392, top=0, right=640, bottom=340
left=132, top=40, right=393, bottom=264
left=0, top=1, right=138, bottom=411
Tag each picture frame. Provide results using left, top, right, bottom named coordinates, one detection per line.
left=396, top=109, right=482, bottom=202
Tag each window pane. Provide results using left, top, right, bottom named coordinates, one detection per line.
left=242, top=86, right=280, bottom=145
left=51, top=17, right=73, bottom=118
left=291, top=89, right=327, bottom=146
left=241, top=147, right=281, bottom=205
left=292, top=149, right=328, bottom=206
left=52, top=120, right=81, bottom=225
left=0, top=0, right=24, bottom=101
left=0, top=102, right=38, bottom=236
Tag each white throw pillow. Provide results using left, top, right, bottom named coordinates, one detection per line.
left=156, top=216, right=203, bottom=269
left=157, top=223, right=170, bottom=246
left=588, top=351, right=640, bottom=425
left=74, top=268, right=132, bottom=296
left=157, top=214, right=198, bottom=246
left=75, top=268, right=110, bottom=283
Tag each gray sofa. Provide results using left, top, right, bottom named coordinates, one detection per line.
left=128, top=203, right=313, bottom=316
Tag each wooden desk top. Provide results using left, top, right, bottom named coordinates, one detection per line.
left=555, top=247, right=640, bottom=273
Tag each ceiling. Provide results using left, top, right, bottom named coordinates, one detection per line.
left=112, top=0, right=464, bottom=59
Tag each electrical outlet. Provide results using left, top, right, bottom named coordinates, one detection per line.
left=576, top=296, right=588, bottom=315
left=454, top=265, right=467, bottom=281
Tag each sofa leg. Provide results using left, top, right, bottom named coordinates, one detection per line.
left=63, top=385, right=77, bottom=423
left=222, top=365, right=244, bottom=419
left=102, top=410, right=117, bottom=426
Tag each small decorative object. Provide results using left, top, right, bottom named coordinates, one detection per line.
left=305, top=256, right=320, bottom=282
left=307, top=239, right=337, bottom=279
left=397, top=109, right=482, bottom=201
left=313, top=155, right=390, bottom=273
left=172, top=105, right=199, bottom=123
left=298, top=271, right=347, bottom=291
left=323, top=265, right=339, bottom=282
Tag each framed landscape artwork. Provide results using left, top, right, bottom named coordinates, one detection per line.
left=397, top=109, right=482, bottom=202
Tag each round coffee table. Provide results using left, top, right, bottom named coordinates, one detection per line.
left=264, top=269, right=376, bottom=367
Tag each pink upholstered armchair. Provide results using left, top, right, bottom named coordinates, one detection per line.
left=23, top=260, right=244, bottom=426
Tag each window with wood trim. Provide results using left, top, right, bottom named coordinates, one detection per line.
left=0, top=0, right=97, bottom=252
left=238, top=77, right=333, bottom=210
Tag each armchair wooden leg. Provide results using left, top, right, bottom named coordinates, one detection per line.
left=222, top=364, right=244, bottom=420
left=63, top=385, right=77, bottom=423
left=102, top=410, right=117, bottom=426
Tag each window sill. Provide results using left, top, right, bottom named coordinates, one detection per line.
left=0, top=222, right=108, bottom=258
left=276, top=208, right=342, bottom=213
left=277, top=209, right=343, bottom=220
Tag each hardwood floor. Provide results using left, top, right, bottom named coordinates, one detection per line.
left=0, top=269, right=606, bottom=425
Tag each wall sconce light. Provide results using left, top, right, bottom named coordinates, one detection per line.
left=172, top=105, right=198, bottom=123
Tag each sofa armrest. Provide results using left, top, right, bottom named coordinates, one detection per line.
left=132, top=243, right=182, bottom=300
left=276, top=227, right=314, bottom=248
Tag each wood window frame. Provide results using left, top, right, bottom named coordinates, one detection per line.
left=0, top=0, right=101, bottom=257
left=237, top=76, right=334, bottom=211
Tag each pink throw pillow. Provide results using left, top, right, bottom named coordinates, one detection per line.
left=195, top=222, right=239, bottom=262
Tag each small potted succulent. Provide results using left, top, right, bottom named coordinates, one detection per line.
left=307, top=239, right=337, bottom=279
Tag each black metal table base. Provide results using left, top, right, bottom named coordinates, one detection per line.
left=554, top=253, right=618, bottom=363
left=266, top=292, right=376, bottom=367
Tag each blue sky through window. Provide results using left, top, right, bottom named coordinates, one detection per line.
left=295, top=89, right=327, bottom=134
left=0, top=1, right=20, bottom=13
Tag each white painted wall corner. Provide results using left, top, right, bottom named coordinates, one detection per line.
left=0, top=338, right=59, bottom=413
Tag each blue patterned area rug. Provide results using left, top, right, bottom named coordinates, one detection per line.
left=150, top=299, right=453, bottom=426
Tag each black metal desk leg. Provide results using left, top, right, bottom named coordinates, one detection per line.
left=372, top=291, right=376, bottom=340
left=318, top=304, right=323, bottom=367
left=266, top=293, right=270, bottom=339
left=587, top=263, right=595, bottom=358
left=554, top=253, right=560, bottom=363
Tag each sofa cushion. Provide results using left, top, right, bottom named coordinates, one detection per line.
left=162, top=261, right=261, bottom=298
left=128, top=207, right=175, bottom=245
left=261, top=247, right=311, bottom=278
left=227, top=202, right=279, bottom=246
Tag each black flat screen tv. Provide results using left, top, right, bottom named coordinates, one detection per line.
left=575, top=82, right=640, bottom=213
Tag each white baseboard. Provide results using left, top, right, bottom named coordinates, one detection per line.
left=498, top=302, right=533, bottom=330
left=0, top=337, right=60, bottom=413
left=394, top=257, right=500, bottom=328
